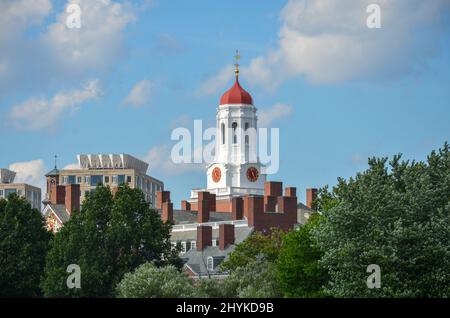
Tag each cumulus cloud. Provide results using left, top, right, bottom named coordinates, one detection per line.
left=258, top=103, right=293, bottom=127
left=9, top=159, right=47, bottom=192
left=196, top=65, right=234, bottom=97
left=9, top=79, right=102, bottom=130
left=123, top=80, right=155, bottom=107
left=203, top=0, right=450, bottom=91
left=0, top=0, right=135, bottom=97
left=144, top=144, right=205, bottom=176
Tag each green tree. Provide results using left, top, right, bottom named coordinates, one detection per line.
left=116, top=262, right=195, bottom=298
left=276, top=213, right=329, bottom=297
left=314, top=143, right=450, bottom=297
left=41, top=184, right=180, bottom=297
left=220, top=228, right=285, bottom=272
left=0, top=194, right=51, bottom=297
left=223, top=258, right=282, bottom=298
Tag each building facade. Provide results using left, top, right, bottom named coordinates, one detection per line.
left=0, top=168, right=41, bottom=209
left=44, top=154, right=163, bottom=208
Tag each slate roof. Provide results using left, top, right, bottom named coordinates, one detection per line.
left=179, top=226, right=254, bottom=278
left=45, top=204, right=70, bottom=223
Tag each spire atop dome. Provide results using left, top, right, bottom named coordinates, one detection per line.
left=234, top=49, right=240, bottom=77
left=219, top=50, right=253, bottom=106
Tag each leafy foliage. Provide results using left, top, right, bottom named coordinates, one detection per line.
left=276, top=213, right=329, bottom=297
left=0, top=194, right=51, bottom=297
left=116, top=262, right=195, bottom=298
left=314, top=142, right=450, bottom=297
left=41, top=184, right=180, bottom=297
left=220, top=228, right=285, bottom=272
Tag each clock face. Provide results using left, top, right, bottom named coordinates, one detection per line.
left=246, top=167, right=259, bottom=182
left=212, top=167, right=221, bottom=183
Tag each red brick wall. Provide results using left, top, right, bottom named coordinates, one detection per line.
left=231, top=197, right=243, bottom=220
left=51, top=184, right=66, bottom=205
left=162, top=201, right=173, bottom=223
left=156, top=191, right=170, bottom=209
left=65, top=184, right=80, bottom=215
left=306, top=188, right=318, bottom=209
left=197, top=225, right=212, bottom=251
left=219, top=223, right=235, bottom=250
left=264, top=181, right=283, bottom=197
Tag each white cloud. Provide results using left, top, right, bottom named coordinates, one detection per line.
left=9, top=79, right=102, bottom=130
left=144, top=144, right=205, bottom=176
left=205, top=0, right=450, bottom=90
left=196, top=65, right=233, bottom=97
left=0, top=0, right=135, bottom=97
left=9, top=159, right=47, bottom=193
left=258, top=103, right=293, bottom=127
left=42, top=0, right=135, bottom=77
left=123, top=80, right=155, bottom=107
left=63, top=163, right=80, bottom=170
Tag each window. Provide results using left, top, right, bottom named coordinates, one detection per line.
left=62, top=176, right=68, bottom=184
left=181, top=241, right=187, bottom=254
left=245, top=135, right=249, bottom=145
left=104, top=176, right=110, bottom=184
left=190, top=241, right=196, bottom=251
left=91, top=175, right=103, bottom=186
left=112, top=175, right=118, bottom=185
left=126, top=176, right=132, bottom=184
left=221, top=123, right=225, bottom=144
left=5, top=188, right=17, bottom=196
left=245, top=122, right=249, bottom=131
left=212, top=239, right=217, bottom=247
left=118, top=175, right=125, bottom=184
left=207, top=257, right=214, bottom=271
left=68, top=175, right=76, bottom=184
left=232, top=122, right=238, bottom=144
left=76, top=176, right=82, bottom=184
left=84, top=176, right=90, bottom=185
left=0, top=189, right=3, bottom=197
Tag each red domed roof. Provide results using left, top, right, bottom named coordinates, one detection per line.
left=220, top=76, right=253, bottom=105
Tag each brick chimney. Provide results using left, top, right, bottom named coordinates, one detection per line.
left=197, top=191, right=210, bottom=223
left=156, top=191, right=170, bottom=209
left=197, top=225, right=212, bottom=251
left=285, top=187, right=296, bottom=197
left=306, top=188, right=318, bottom=209
left=247, top=196, right=264, bottom=228
left=181, top=200, right=191, bottom=211
left=65, top=184, right=80, bottom=215
left=162, top=201, right=173, bottom=223
left=231, top=197, right=243, bottom=220
left=264, top=181, right=283, bottom=197
left=51, top=184, right=66, bottom=205
left=219, top=223, right=235, bottom=250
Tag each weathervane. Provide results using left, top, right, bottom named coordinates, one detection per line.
left=234, top=49, right=240, bottom=77
left=54, top=154, right=58, bottom=169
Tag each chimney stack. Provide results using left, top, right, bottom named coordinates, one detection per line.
left=197, top=225, right=212, bottom=251
left=197, top=191, right=211, bottom=223
left=219, top=224, right=235, bottom=250
left=264, top=181, right=283, bottom=197
left=306, top=188, right=318, bottom=209
left=156, top=191, right=170, bottom=209
left=231, top=197, right=243, bottom=220
left=181, top=200, right=191, bottom=211
left=162, top=201, right=173, bottom=223
left=51, top=184, right=66, bottom=205
left=65, top=184, right=80, bottom=215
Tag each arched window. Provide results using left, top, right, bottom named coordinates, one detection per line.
left=221, top=123, right=225, bottom=144
left=232, top=122, right=238, bottom=144
left=245, top=122, right=249, bottom=131
left=245, top=135, right=249, bottom=145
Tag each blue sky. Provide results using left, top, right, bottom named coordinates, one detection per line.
left=1, top=0, right=449, bottom=206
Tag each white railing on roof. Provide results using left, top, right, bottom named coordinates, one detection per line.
left=172, top=219, right=248, bottom=232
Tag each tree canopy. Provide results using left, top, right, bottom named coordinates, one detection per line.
left=41, top=184, right=180, bottom=297
left=314, top=142, right=450, bottom=297
left=0, top=194, right=51, bottom=297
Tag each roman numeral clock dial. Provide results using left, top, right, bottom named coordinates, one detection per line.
left=246, top=167, right=259, bottom=182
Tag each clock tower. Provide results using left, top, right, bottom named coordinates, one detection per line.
left=190, top=51, right=266, bottom=208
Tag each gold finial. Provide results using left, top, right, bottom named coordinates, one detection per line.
left=234, top=49, right=240, bottom=76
